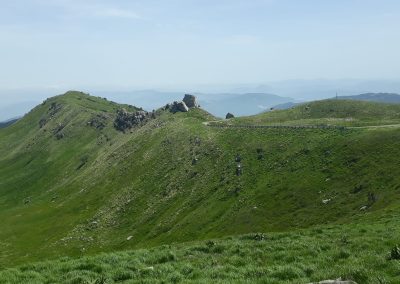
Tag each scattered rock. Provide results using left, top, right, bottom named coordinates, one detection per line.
left=206, top=240, right=216, bottom=247
left=242, top=233, right=267, bottom=241
left=322, top=198, right=331, bottom=204
left=54, top=123, right=65, bottom=133
left=389, top=245, right=400, bottom=260
left=39, top=117, right=48, bottom=128
left=235, top=154, right=242, bottom=163
left=170, top=101, right=189, bottom=113
left=127, top=236, right=133, bottom=241
left=236, top=163, right=242, bottom=176
left=226, top=112, right=235, bottom=119
left=55, top=132, right=65, bottom=140
left=49, top=102, right=62, bottom=116
left=183, top=94, right=199, bottom=108
left=256, top=148, right=264, bottom=160
left=351, top=184, right=364, bottom=194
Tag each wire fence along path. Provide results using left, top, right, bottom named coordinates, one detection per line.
left=203, top=122, right=348, bottom=130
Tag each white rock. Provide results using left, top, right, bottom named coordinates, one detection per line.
left=322, top=199, right=331, bottom=204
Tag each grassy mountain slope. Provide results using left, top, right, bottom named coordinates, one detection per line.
left=1, top=214, right=399, bottom=283
left=271, top=93, right=400, bottom=112
left=1, top=92, right=400, bottom=272
left=235, top=99, right=400, bottom=127
left=338, top=93, right=400, bottom=104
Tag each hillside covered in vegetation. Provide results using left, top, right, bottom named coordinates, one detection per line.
left=1, top=91, right=400, bottom=283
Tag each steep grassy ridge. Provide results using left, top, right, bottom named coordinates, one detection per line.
left=1, top=92, right=400, bottom=271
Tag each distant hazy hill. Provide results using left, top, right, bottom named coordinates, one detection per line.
left=271, top=92, right=400, bottom=111
left=271, top=101, right=300, bottom=110
left=0, top=118, right=19, bottom=129
left=337, top=93, right=400, bottom=104
left=200, top=93, right=294, bottom=117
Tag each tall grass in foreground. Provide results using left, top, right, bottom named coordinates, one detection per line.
left=1, top=215, right=399, bottom=283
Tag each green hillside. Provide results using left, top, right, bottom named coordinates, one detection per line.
left=232, top=99, right=400, bottom=127
left=1, top=214, right=399, bottom=283
left=1, top=92, right=400, bottom=282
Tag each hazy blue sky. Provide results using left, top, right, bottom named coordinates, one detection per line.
left=1, top=0, right=400, bottom=92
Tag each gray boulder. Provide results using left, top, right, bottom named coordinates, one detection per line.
left=183, top=94, right=199, bottom=108
left=226, top=113, right=235, bottom=119
left=171, top=101, right=189, bottom=113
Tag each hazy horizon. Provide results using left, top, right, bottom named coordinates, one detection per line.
left=1, top=0, right=400, bottom=119
left=2, top=78, right=400, bottom=121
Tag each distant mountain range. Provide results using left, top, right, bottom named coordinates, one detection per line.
left=94, top=91, right=296, bottom=118
left=96, top=91, right=400, bottom=118
left=2, top=91, right=400, bottom=122
left=271, top=92, right=400, bottom=111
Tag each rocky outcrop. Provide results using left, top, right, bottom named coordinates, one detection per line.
left=38, top=102, right=63, bottom=128
left=170, top=101, right=189, bottom=113
left=226, top=113, right=235, bottom=119
left=168, top=94, right=199, bottom=114
left=114, top=108, right=150, bottom=131
left=183, top=94, right=199, bottom=108
left=53, top=123, right=66, bottom=139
